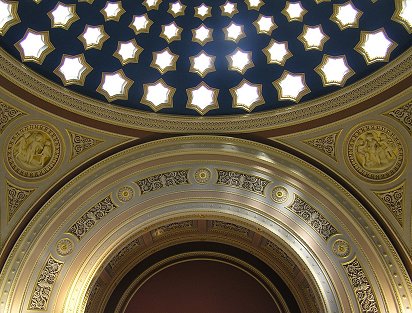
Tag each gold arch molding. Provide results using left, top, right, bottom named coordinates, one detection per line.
left=0, top=136, right=411, bottom=313
left=0, top=47, right=411, bottom=133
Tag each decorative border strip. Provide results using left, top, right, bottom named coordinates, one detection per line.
left=67, top=195, right=118, bottom=240
left=28, top=255, right=64, bottom=310
left=216, top=169, right=269, bottom=195
left=135, top=170, right=189, bottom=195
left=287, top=194, right=338, bottom=241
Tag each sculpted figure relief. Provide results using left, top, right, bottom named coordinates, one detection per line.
left=14, top=131, right=53, bottom=170
left=7, top=123, right=61, bottom=179
left=354, top=130, right=398, bottom=172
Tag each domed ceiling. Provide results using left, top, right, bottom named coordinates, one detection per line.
left=0, top=0, right=411, bottom=116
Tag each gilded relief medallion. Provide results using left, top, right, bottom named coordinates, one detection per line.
left=346, top=123, right=404, bottom=181
left=6, top=123, right=61, bottom=179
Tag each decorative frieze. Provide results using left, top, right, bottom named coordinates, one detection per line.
left=342, top=258, right=379, bottom=313
left=287, top=195, right=338, bottom=241
left=210, top=220, right=250, bottom=238
left=375, top=182, right=405, bottom=226
left=109, top=238, right=141, bottom=269
left=6, top=181, right=34, bottom=220
left=385, top=100, right=412, bottom=135
left=265, top=240, right=296, bottom=270
left=216, top=169, right=269, bottom=195
left=68, top=196, right=118, bottom=240
left=152, top=221, right=194, bottom=238
left=29, top=256, right=64, bottom=310
left=135, top=170, right=189, bottom=194
left=68, top=130, right=103, bottom=159
left=303, top=130, right=340, bottom=160
left=0, top=101, right=25, bottom=134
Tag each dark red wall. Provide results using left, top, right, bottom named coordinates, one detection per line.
left=124, top=260, right=282, bottom=313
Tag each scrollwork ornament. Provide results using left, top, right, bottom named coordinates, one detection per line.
left=56, top=238, right=74, bottom=256
left=0, top=100, right=25, bottom=134
left=6, top=123, right=61, bottom=179
left=346, top=123, right=404, bottom=181
left=117, top=186, right=134, bottom=202
left=332, top=239, right=351, bottom=258
left=194, top=168, right=211, bottom=184
left=271, top=186, right=289, bottom=203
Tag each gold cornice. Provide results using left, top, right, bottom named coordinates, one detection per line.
left=0, top=47, right=410, bottom=133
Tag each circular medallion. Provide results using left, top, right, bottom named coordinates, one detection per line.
left=332, top=239, right=351, bottom=258
left=56, top=238, right=74, bottom=256
left=271, top=186, right=289, bottom=204
left=117, top=186, right=135, bottom=202
left=194, top=168, right=211, bottom=184
left=6, top=123, right=61, bottom=179
left=346, top=123, right=404, bottom=181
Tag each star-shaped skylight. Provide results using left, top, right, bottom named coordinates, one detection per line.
left=315, top=55, right=354, bottom=86
left=151, top=48, right=179, bottom=74
left=189, top=51, right=216, bottom=77
left=253, top=14, right=277, bottom=35
left=355, top=28, right=398, bottom=64
left=97, top=69, right=133, bottom=101
left=223, top=22, right=246, bottom=43
left=160, top=22, right=182, bottom=43
left=113, top=39, right=143, bottom=65
left=245, top=0, right=264, bottom=11
left=230, top=79, right=264, bottom=112
left=273, top=71, right=310, bottom=102
left=282, top=1, right=307, bottom=22
left=142, top=79, right=175, bottom=111
left=78, top=25, right=109, bottom=50
left=194, top=3, right=212, bottom=20
left=48, top=2, right=79, bottom=29
left=143, top=0, right=162, bottom=11
left=186, top=82, right=219, bottom=115
left=54, top=54, right=92, bottom=86
left=15, top=29, right=54, bottom=64
left=100, top=1, right=125, bottom=21
left=0, top=0, right=20, bottom=36
left=129, top=14, right=153, bottom=35
left=168, top=1, right=186, bottom=17
left=330, top=1, right=363, bottom=30
left=298, top=25, right=329, bottom=50
left=262, top=39, right=293, bottom=66
left=192, top=24, right=213, bottom=45
left=220, top=1, right=238, bottom=17
left=226, top=48, right=254, bottom=74
left=392, top=0, right=412, bottom=34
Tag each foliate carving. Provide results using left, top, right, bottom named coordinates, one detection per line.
left=216, top=169, right=269, bottom=195
left=136, top=170, right=189, bottom=194
left=343, top=258, right=379, bottom=313
left=0, top=101, right=25, bottom=134
left=385, top=101, right=412, bottom=135
left=287, top=195, right=338, bottom=241
left=375, top=183, right=405, bottom=226
left=7, top=123, right=61, bottom=179
left=332, top=239, right=351, bottom=258
left=346, top=123, right=404, bottom=181
left=152, top=221, right=194, bottom=238
left=84, top=282, right=101, bottom=313
left=67, top=196, right=118, bottom=240
left=271, top=186, right=289, bottom=204
left=265, top=240, right=296, bottom=270
left=6, top=181, right=34, bottom=220
left=29, top=256, right=64, bottom=310
left=303, top=131, right=340, bottom=160
left=211, top=220, right=250, bottom=237
left=117, top=186, right=134, bottom=202
left=194, top=168, right=211, bottom=184
left=109, top=238, right=141, bottom=269
left=56, top=238, right=74, bottom=256
left=68, top=130, right=103, bottom=159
